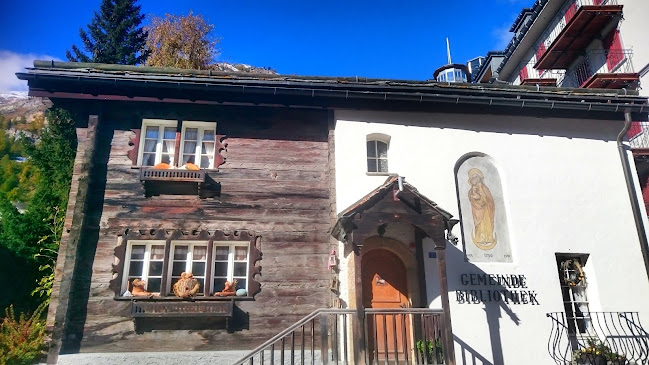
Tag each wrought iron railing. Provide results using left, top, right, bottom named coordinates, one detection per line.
left=559, top=49, right=635, bottom=88
left=233, top=308, right=447, bottom=365
left=547, top=311, right=649, bottom=365
left=535, top=0, right=618, bottom=63
left=629, top=121, right=649, bottom=150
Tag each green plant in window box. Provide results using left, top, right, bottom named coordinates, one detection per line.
left=572, top=338, right=626, bottom=365
left=416, top=339, right=443, bottom=364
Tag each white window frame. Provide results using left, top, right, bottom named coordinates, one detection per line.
left=212, top=242, right=250, bottom=294
left=167, top=241, right=209, bottom=296
left=179, top=121, right=218, bottom=169
left=366, top=134, right=391, bottom=174
left=137, top=119, right=178, bottom=166
left=121, top=240, right=166, bottom=295
left=557, top=255, right=592, bottom=337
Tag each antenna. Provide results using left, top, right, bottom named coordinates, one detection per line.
left=446, top=37, right=452, bottom=64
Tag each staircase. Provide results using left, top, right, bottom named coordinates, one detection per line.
left=233, top=308, right=447, bottom=365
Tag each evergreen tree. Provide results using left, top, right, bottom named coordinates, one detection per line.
left=66, top=0, right=149, bottom=64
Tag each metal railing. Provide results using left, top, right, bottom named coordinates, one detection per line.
left=233, top=308, right=446, bottom=365
left=629, top=121, right=649, bottom=149
left=536, top=0, right=618, bottom=62
left=519, top=62, right=565, bottom=84
left=559, top=49, right=635, bottom=88
left=547, top=311, right=649, bottom=365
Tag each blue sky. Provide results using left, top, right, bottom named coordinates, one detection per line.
left=0, top=0, right=530, bottom=92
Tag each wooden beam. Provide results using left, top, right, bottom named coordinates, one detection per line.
left=47, top=115, right=100, bottom=364
left=435, top=242, right=456, bottom=365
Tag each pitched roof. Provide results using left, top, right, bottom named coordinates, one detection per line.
left=15, top=60, right=648, bottom=116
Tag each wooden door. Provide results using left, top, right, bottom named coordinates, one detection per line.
left=362, top=249, right=409, bottom=362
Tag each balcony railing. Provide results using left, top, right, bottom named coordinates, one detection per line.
left=534, top=0, right=621, bottom=69
left=519, top=62, right=565, bottom=86
left=547, top=311, right=649, bottom=364
left=559, top=49, right=636, bottom=88
left=629, top=121, right=649, bottom=150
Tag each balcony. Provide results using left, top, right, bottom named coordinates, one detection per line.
left=139, top=167, right=220, bottom=198
left=520, top=63, right=565, bottom=86
left=534, top=0, right=623, bottom=70
left=559, top=49, right=639, bottom=89
left=547, top=311, right=649, bottom=365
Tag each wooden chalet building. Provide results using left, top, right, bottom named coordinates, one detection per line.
left=16, top=61, right=649, bottom=365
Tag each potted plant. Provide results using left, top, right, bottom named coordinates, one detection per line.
left=417, top=339, right=443, bottom=364
left=572, top=338, right=627, bottom=365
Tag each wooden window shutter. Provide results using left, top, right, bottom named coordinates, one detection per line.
left=603, top=29, right=623, bottom=71
left=519, top=66, right=529, bottom=82
left=564, top=1, right=578, bottom=24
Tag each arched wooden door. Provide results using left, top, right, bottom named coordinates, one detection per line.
left=362, top=249, right=409, bottom=362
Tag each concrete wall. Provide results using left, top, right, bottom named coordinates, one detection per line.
left=333, top=109, right=649, bottom=364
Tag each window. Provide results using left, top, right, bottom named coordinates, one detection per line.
left=556, top=254, right=591, bottom=337
left=180, top=121, right=217, bottom=169
left=169, top=242, right=209, bottom=295
left=213, top=244, right=250, bottom=293
left=367, top=139, right=389, bottom=173
left=120, top=237, right=255, bottom=297
left=138, top=119, right=178, bottom=166
left=136, top=119, right=219, bottom=169
left=123, top=242, right=166, bottom=294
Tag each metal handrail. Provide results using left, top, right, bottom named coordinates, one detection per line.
left=233, top=308, right=355, bottom=365
left=233, top=308, right=447, bottom=365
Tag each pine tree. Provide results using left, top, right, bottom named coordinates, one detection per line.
left=66, top=0, right=149, bottom=65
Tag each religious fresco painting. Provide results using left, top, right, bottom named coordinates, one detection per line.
left=456, top=155, right=512, bottom=263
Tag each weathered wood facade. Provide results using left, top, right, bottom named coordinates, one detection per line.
left=47, top=101, right=335, bottom=355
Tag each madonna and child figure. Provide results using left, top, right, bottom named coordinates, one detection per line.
left=468, top=168, right=497, bottom=250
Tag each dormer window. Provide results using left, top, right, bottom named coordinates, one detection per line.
left=366, top=134, right=390, bottom=173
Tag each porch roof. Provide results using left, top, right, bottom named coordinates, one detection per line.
left=331, top=175, right=457, bottom=245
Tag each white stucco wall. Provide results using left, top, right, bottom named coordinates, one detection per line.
left=333, top=109, right=649, bottom=365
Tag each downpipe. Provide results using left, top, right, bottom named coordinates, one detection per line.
left=618, top=111, right=649, bottom=280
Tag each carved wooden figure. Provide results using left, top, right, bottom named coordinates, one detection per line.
left=214, top=279, right=238, bottom=297
left=172, top=272, right=200, bottom=298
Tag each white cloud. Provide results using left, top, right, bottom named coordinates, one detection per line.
left=0, top=50, right=60, bottom=93
left=491, top=25, right=514, bottom=50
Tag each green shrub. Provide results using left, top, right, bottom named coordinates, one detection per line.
left=0, top=302, right=47, bottom=365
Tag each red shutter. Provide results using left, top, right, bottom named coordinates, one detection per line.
left=593, top=0, right=603, bottom=5
left=627, top=122, right=643, bottom=140
left=603, top=29, right=623, bottom=70
left=519, top=66, right=529, bottom=82
left=564, top=1, right=578, bottom=24
left=518, top=65, right=528, bottom=83
left=536, top=43, right=546, bottom=62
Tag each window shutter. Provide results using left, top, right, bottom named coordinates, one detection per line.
left=519, top=66, right=529, bottom=82
left=564, top=1, right=578, bottom=24
left=627, top=122, right=643, bottom=140
left=535, top=42, right=546, bottom=63
left=603, top=29, right=623, bottom=71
